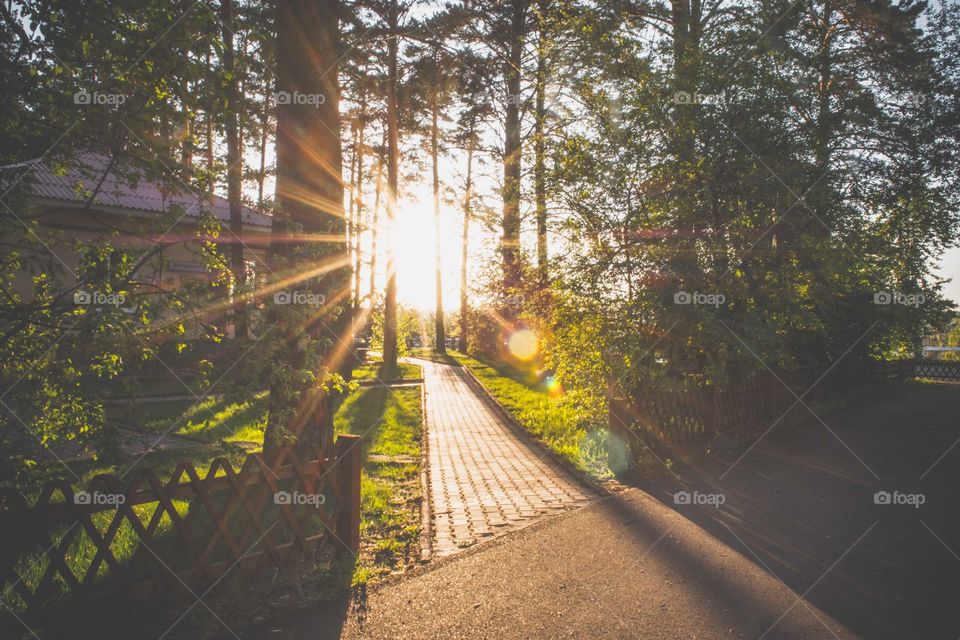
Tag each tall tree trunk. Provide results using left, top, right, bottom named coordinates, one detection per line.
left=368, top=139, right=384, bottom=306
left=432, top=74, right=446, bottom=353
left=257, top=74, right=271, bottom=206
left=181, top=94, right=193, bottom=170
left=347, top=125, right=358, bottom=310
left=382, top=0, right=400, bottom=368
left=670, top=0, right=700, bottom=163
left=459, top=138, right=474, bottom=353
left=534, top=0, right=549, bottom=285
left=353, top=80, right=367, bottom=314
left=811, top=0, right=834, bottom=238
left=265, top=0, right=346, bottom=456
left=501, top=0, right=527, bottom=313
left=206, top=112, right=214, bottom=189
left=668, top=0, right=701, bottom=285
left=221, top=0, right=248, bottom=339
left=206, top=47, right=215, bottom=193
left=814, top=1, right=833, bottom=174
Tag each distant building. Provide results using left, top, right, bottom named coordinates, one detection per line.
left=5, top=151, right=271, bottom=336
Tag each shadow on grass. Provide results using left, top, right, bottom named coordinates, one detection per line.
left=335, top=386, right=391, bottom=465
left=406, top=348, right=459, bottom=366
left=114, top=393, right=268, bottom=445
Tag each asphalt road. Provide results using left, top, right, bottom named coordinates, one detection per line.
left=240, top=488, right=855, bottom=639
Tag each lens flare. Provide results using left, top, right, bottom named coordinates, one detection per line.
left=506, top=329, right=538, bottom=362
left=544, top=375, right=563, bottom=397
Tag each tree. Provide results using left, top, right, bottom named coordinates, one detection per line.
left=501, top=0, right=529, bottom=307
left=533, top=0, right=552, bottom=284
left=264, top=0, right=348, bottom=454
left=0, top=0, right=247, bottom=477
left=546, top=0, right=958, bottom=407
left=452, top=50, right=494, bottom=352
left=429, top=49, right=449, bottom=353
left=456, top=0, right=531, bottom=314
left=220, top=0, right=248, bottom=339
left=381, top=0, right=402, bottom=369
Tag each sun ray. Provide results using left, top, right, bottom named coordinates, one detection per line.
left=139, top=252, right=352, bottom=335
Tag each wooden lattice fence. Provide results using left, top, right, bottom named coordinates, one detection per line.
left=607, top=359, right=896, bottom=467
left=874, top=358, right=917, bottom=384
left=912, top=360, right=960, bottom=381
left=0, top=435, right=360, bottom=628
left=876, top=359, right=960, bottom=383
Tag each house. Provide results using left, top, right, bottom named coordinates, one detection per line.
left=5, top=150, right=272, bottom=335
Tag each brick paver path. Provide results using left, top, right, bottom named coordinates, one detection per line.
left=414, top=358, right=595, bottom=556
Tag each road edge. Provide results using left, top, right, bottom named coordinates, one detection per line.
left=418, top=376, right=433, bottom=563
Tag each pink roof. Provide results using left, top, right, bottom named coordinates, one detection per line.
left=10, top=151, right=272, bottom=228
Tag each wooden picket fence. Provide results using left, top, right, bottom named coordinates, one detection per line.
left=0, top=435, right=361, bottom=626
left=610, top=358, right=959, bottom=466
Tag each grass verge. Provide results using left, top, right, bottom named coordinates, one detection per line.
left=447, top=350, right=610, bottom=480
left=335, top=383, right=423, bottom=583
left=352, top=360, right=422, bottom=382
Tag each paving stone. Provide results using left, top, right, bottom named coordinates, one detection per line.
left=414, top=358, right=596, bottom=557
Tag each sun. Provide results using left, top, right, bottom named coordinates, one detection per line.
left=384, top=190, right=468, bottom=313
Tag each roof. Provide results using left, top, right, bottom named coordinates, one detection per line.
left=6, top=151, right=272, bottom=228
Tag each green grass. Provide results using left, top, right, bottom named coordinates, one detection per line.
left=335, top=384, right=423, bottom=581
left=114, top=392, right=269, bottom=444
left=351, top=360, right=422, bottom=382
left=448, top=351, right=610, bottom=479
left=407, top=347, right=459, bottom=365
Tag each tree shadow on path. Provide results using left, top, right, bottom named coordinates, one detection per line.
left=620, top=381, right=960, bottom=639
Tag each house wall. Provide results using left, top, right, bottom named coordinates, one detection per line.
left=12, top=199, right=272, bottom=338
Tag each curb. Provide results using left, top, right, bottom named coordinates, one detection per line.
left=418, top=376, right=433, bottom=563
left=454, top=362, right=610, bottom=498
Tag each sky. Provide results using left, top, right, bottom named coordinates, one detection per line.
left=936, top=246, right=960, bottom=306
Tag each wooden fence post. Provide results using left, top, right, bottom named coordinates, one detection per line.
left=334, top=434, right=362, bottom=557
left=607, top=394, right=636, bottom=474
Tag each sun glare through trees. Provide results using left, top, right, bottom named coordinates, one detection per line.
left=2, top=0, right=960, bottom=639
